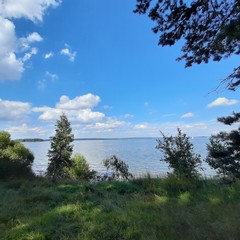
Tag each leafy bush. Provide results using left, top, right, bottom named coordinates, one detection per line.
left=67, top=154, right=96, bottom=181
left=156, top=128, right=202, bottom=179
left=103, top=155, right=133, bottom=181
left=0, top=131, right=34, bottom=179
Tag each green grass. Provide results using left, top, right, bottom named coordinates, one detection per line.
left=1, top=177, right=240, bottom=240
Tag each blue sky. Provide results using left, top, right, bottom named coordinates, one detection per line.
left=0, top=0, right=239, bottom=139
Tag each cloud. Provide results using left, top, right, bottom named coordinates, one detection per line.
left=207, top=97, right=238, bottom=108
left=37, top=71, right=58, bottom=90
left=0, top=0, right=62, bottom=22
left=124, top=114, right=134, bottom=119
left=37, top=79, right=47, bottom=90
left=162, top=113, right=177, bottom=118
left=76, top=109, right=105, bottom=123
left=6, top=124, right=47, bottom=135
left=0, top=99, right=31, bottom=120
left=0, top=1, right=61, bottom=81
left=181, top=112, right=194, bottom=119
left=181, top=123, right=207, bottom=130
left=102, top=105, right=112, bottom=110
left=91, top=118, right=128, bottom=131
left=46, top=71, right=58, bottom=81
left=134, top=123, right=148, bottom=129
left=57, top=94, right=100, bottom=110
left=26, top=32, right=43, bottom=42
left=19, top=32, right=43, bottom=51
left=60, top=44, right=77, bottom=62
left=0, top=17, right=23, bottom=80
left=32, top=107, right=62, bottom=121
left=33, top=93, right=105, bottom=123
left=44, top=52, right=54, bottom=59
left=22, top=47, right=38, bottom=62
left=144, top=101, right=149, bottom=107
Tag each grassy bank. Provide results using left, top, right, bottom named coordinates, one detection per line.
left=1, top=177, right=240, bottom=240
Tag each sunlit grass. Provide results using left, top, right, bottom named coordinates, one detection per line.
left=1, top=177, right=240, bottom=239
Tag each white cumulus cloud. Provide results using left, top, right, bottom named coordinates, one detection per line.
left=77, top=109, right=105, bottom=123
left=6, top=123, right=47, bottom=135
left=207, top=97, right=238, bottom=108
left=93, top=118, right=127, bottom=130
left=57, top=94, right=100, bottom=110
left=19, top=32, right=43, bottom=51
left=0, top=0, right=62, bottom=22
left=33, top=94, right=105, bottom=123
left=0, top=99, right=31, bottom=120
left=0, top=16, right=24, bottom=80
left=0, top=1, right=61, bottom=81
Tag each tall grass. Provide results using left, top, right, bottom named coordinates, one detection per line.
left=1, top=177, right=240, bottom=239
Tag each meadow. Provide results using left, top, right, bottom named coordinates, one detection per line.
left=1, top=176, right=240, bottom=240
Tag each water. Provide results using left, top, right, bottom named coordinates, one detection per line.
left=23, top=137, right=215, bottom=177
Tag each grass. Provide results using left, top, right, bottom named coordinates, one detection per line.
left=1, top=176, right=240, bottom=240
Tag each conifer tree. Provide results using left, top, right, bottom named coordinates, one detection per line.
left=47, top=113, right=74, bottom=180
left=206, top=112, right=240, bottom=181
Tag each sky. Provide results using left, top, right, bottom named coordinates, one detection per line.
left=0, top=0, right=239, bottom=139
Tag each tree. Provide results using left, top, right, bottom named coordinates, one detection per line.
left=47, top=113, right=74, bottom=180
left=206, top=112, right=240, bottom=181
left=134, top=0, right=240, bottom=90
left=0, top=131, right=34, bottom=179
left=156, top=128, right=202, bottom=178
left=103, top=155, right=133, bottom=181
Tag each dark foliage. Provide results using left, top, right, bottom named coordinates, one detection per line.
left=47, top=113, right=74, bottom=181
left=134, top=0, right=240, bottom=90
left=156, top=128, right=202, bottom=178
left=206, top=112, right=240, bottom=180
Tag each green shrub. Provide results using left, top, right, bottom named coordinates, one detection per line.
left=67, top=154, right=96, bottom=181
left=0, top=131, right=34, bottom=179
left=156, top=128, right=202, bottom=179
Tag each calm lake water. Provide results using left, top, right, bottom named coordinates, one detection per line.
left=23, top=137, right=215, bottom=177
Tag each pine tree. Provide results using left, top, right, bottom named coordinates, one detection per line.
left=206, top=112, right=240, bottom=181
left=47, top=113, right=74, bottom=180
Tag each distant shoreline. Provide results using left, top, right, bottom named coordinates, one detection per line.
left=17, top=136, right=209, bottom=142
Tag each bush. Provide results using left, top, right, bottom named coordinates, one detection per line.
left=67, top=154, right=96, bottom=181
left=103, top=155, right=133, bottom=181
left=0, top=131, right=34, bottom=179
left=156, top=128, right=202, bottom=179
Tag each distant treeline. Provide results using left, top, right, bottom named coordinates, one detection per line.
left=17, top=138, right=47, bottom=142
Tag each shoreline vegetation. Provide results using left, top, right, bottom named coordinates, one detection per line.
left=2, top=111, right=240, bottom=239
